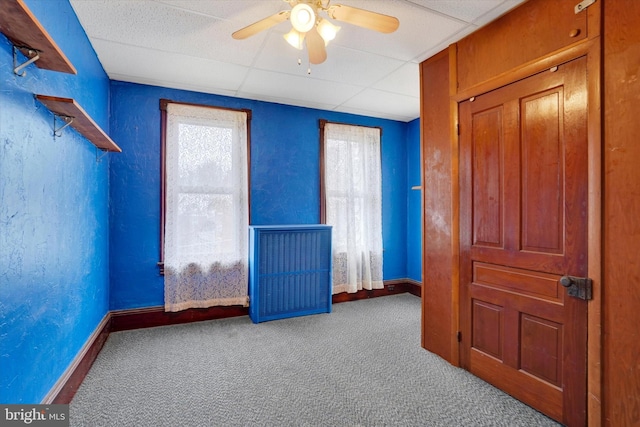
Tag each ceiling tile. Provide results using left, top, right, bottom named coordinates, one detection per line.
left=407, top=0, right=505, bottom=23
left=71, top=0, right=268, bottom=66
left=476, top=0, right=525, bottom=23
left=252, top=32, right=406, bottom=87
left=153, top=0, right=283, bottom=20
left=89, top=39, right=249, bottom=95
left=339, top=88, right=420, bottom=122
left=328, top=0, right=467, bottom=61
left=373, top=62, right=420, bottom=97
left=238, top=69, right=363, bottom=109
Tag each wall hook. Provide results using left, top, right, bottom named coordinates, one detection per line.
left=53, top=114, right=74, bottom=137
left=13, top=46, right=40, bottom=77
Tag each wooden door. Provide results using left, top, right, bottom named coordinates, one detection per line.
left=459, top=56, right=588, bottom=425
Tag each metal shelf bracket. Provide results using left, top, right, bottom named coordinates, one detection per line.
left=13, top=45, right=40, bottom=76
left=53, top=114, right=74, bottom=137
left=96, top=148, right=108, bottom=163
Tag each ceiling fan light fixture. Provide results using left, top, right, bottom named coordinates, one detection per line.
left=317, top=18, right=340, bottom=43
left=290, top=3, right=316, bottom=33
left=284, top=28, right=305, bottom=50
left=232, top=2, right=399, bottom=68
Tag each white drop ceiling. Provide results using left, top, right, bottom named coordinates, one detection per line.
left=69, top=0, right=526, bottom=122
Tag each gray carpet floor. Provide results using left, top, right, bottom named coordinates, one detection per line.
left=70, top=293, right=561, bottom=426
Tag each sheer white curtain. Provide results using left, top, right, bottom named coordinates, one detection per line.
left=164, top=102, right=249, bottom=312
left=324, top=122, right=383, bottom=294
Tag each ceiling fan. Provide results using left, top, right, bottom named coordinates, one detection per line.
left=232, top=0, right=399, bottom=65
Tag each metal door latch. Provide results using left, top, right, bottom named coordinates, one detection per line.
left=575, top=0, right=596, bottom=14
left=560, top=275, right=593, bottom=300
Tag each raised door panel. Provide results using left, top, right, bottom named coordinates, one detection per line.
left=471, top=300, right=503, bottom=360
left=471, top=107, right=504, bottom=248
left=521, top=89, right=564, bottom=254
left=521, top=314, right=563, bottom=387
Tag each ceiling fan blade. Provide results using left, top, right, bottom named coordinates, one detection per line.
left=327, top=4, right=399, bottom=34
left=232, top=10, right=290, bottom=40
left=306, top=27, right=327, bottom=64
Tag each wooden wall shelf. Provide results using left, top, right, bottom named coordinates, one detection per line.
left=36, top=95, right=122, bottom=153
left=0, top=0, right=76, bottom=74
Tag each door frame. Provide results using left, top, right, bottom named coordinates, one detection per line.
left=448, top=19, right=602, bottom=425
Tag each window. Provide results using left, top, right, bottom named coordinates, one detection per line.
left=160, top=100, right=250, bottom=311
left=320, top=120, right=383, bottom=294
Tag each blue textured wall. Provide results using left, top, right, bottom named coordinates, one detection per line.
left=0, top=0, right=110, bottom=403
left=406, top=119, right=422, bottom=282
left=109, top=82, right=410, bottom=310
